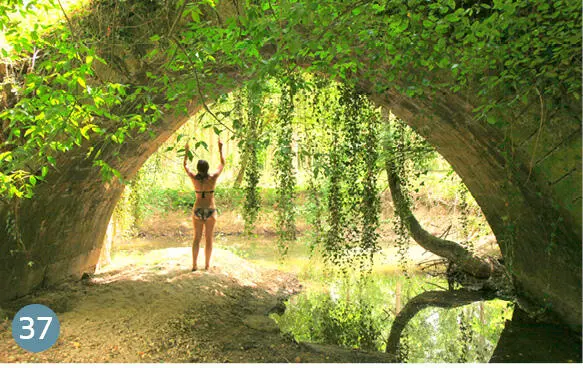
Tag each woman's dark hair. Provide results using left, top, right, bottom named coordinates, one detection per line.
left=195, top=160, right=210, bottom=180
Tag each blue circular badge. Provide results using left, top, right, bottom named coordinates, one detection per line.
left=12, top=304, right=60, bottom=353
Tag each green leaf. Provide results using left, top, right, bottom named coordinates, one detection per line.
left=195, top=141, right=208, bottom=151
left=391, top=18, right=409, bottom=34
left=10, top=186, right=23, bottom=198
left=81, top=124, right=95, bottom=139
left=150, top=34, right=161, bottom=41
left=190, top=10, right=200, bottom=22
left=438, top=57, right=449, bottom=68
left=77, top=76, right=86, bottom=89
left=146, top=48, right=159, bottom=58
left=24, top=127, right=35, bottom=137
left=0, top=151, right=12, bottom=161
left=95, top=55, right=107, bottom=65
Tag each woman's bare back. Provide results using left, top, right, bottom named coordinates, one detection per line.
left=190, top=175, right=218, bottom=209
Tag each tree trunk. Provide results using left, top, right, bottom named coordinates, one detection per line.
left=384, top=158, right=493, bottom=279
left=385, top=289, right=496, bottom=357
left=233, top=150, right=248, bottom=188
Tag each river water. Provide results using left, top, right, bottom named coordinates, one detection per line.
left=214, top=233, right=512, bottom=363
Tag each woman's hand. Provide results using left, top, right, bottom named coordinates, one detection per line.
left=217, top=137, right=225, bottom=174
left=183, top=142, right=190, bottom=166
left=183, top=141, right=193, bottom=177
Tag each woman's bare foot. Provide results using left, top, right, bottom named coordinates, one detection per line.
left=192, top=267, right=198, bottom=272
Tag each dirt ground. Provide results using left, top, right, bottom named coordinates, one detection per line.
left=0, top=245, right=394, bottom=363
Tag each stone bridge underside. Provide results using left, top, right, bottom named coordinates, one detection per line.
left=0, top=1, right=580, bottom=333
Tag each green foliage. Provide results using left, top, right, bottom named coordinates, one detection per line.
left=148, top=187, right=193, bottom=211
left=0, top=0, right=578, bottom=201
left=0, top=1, right=167, bottom=199
left=339, top=86, right=365, bottom=249
left=274, top=277, right=385, bottom=352
left=357, top=94, right=381, bottom=270
left=240, top=85, right=265, bottom=234
left=397, top=329, right=411, bottom=362
left=457, top=309, right=472, bottom=363
left=274, top=72, right=298, bottom=251
left=301, top=77, right=330, bottom=254
left=388, top=118, right=413, bottom=277
left=381, top=114, right=443, bottom=276
left=324, top=127, right=347, bottom=264
left=311, top=296, right=382, bottom=351
left=318, top=84, right=383, bottom=269
left=275, top=271, right=514, bottom=362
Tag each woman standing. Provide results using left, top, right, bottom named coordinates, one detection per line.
left=183, top=138, right=225, bottom=271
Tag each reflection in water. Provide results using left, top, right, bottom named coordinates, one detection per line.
left=214, top=234, right=515, bottom=363
left=272, top=274, right=513, bottom=363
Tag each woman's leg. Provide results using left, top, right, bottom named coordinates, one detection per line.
left=192, top=217, right=204, bottom=271
left=204, top=215, right=216, bottom=270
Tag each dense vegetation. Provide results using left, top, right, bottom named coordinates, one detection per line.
left=111, top=76, right=483, bottom=260
left=0, top=0, right=580, bottom=200
left=0, top=0, right=580, bottom=362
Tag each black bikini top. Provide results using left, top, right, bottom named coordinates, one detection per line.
left=195, top=190, right=214, bottom=198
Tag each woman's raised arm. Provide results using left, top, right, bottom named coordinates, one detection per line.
left=214, top=138, right=225, bottom=177
left=183, top=143, right=195, bottom=179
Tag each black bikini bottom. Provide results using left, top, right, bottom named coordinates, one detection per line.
left=193, top=208, right=216, bottom=221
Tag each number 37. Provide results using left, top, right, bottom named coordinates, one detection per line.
left=19, top=317, right=53, bottom=340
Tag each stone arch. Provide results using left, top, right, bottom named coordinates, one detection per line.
left=0, top=0, right=580, bottom=332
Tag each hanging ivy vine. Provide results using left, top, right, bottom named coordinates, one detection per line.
left=396, top=328, right=411, bottom=363
left=388, top=117, right=413, bottom=278
left=338, top=86, right=364, bottom=248
left=323, top=82, right=349, bottom=266
left=320, top=84, right=382, bottom=270
left=303, top=77, right=330, bottom=254
left=240, top=84, right=264, bottom=235
left=274, top=72, right=298, bottom=254
left=457, top=309, right=473, bottom=363
left=360, top=101, right=381, bottom=270
left=324, top=126, right=347, bottom=266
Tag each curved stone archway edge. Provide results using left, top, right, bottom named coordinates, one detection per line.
left=0, top=0, right=580, bottom=333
